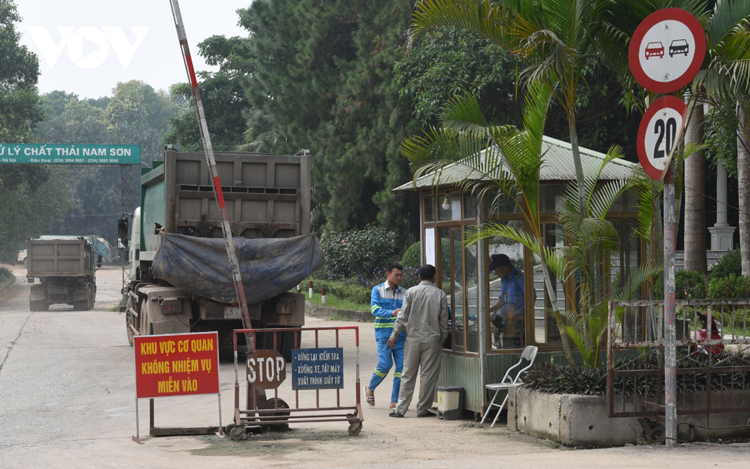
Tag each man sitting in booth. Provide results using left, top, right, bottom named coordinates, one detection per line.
left=488, top=254, right=525, bottom=349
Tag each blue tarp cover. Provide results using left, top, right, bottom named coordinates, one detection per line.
left=152, top=233, right=324, bottom=304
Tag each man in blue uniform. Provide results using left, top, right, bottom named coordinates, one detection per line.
left=365, top=262, right=406, bottom=408
left=488, top=254, right=525, bottom=349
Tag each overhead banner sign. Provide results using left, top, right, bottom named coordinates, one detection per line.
left=0, top=143, right=141, bottom=164
left=134, top=332, right=220, bottom=399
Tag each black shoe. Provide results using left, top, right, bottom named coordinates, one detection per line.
left=417, top=410, right=437, bottom=418
left=389, top=411, right=404, bottom=418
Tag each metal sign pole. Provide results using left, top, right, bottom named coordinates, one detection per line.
left=168, top=0, right=251, bottom=331
left=663, top=160, right=677, bottom=448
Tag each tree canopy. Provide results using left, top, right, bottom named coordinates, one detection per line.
left=0, top=0, right=74, bottom=262
left=34, top=81, right=182, bottom=247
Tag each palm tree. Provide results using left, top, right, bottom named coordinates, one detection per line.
left=402, top=81, right=584, bottom=361
left=693, top=1, right=750, bottom=274
left=408, top=0, right=614, bottom=219
left=407, top=0, right=639, bottom=356
left=401, top=76, right=660, bottom=366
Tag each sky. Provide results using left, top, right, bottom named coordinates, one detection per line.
left=16, top=0, right=250, bottom=99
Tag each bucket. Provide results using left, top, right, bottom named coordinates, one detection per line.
left=436, top=385, right=464, bottom=420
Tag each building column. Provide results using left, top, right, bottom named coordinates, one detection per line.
left=709, top=161, right=736, bottom=250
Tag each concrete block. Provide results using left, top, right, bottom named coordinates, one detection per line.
left=507, top=385, right=518, bottom=431
left=514, top=386, right=560, bottom=441
left=560, top=394, right=640, bottom=446
left=511, top=385, right=750, bottom=446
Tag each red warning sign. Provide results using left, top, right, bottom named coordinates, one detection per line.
left=134, top=332, right=220, bottom=399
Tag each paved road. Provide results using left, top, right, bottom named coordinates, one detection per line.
left=1, top=264, right=749, bottom=468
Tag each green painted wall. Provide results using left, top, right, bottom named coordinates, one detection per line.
left=436, top=351, right=585, bottom=415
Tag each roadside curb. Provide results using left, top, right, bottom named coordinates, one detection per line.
left=0, top=274, right=16, bottom=294
left=305, top=301, right=373, bottom=322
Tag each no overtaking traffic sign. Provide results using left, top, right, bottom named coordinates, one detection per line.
left=628, top=8, right=706, bottom=94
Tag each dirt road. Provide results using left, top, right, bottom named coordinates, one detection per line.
left=1, top=264, right=749, bottom=468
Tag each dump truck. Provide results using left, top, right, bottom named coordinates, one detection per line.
left=26, top=236, right=97, bottom=311
left=123, top=150, right=322, bottom=359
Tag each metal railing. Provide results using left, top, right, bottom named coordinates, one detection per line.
left=607, top=299, right=750, bottom=424
left=229, top=326, right=363, bottom=440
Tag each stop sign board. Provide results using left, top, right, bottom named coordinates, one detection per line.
left=629, top=8, right=705, bottom=94
left=637, top=95, right=688, bottom=181
left=246, top=349, right=286, bottom=390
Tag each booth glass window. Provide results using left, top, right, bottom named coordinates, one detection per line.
left=450, top=229, right=464, bottom=350
left=488, top=191, right=520, bottom=215
left=423, top=191, right=479, bottom=354
left=442, top=228, right=479, bottom=353
left=424, top=196, right=435, bottom=222
left=440, top=228, right=451, bottom=297
left=487, top=221, right=527, bottom=350
left=465, top=241, right=479, bottom=352
left=439, top=193, right=462, bottom=221
left=533, top=223, right=565, bottom=344
left=464, top=194, right=477, bottom=219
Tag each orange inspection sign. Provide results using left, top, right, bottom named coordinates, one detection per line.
left=134, top=332, right=220, bottom=399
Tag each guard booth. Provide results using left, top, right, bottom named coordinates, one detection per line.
left=394, top=136, right=642, bottom=418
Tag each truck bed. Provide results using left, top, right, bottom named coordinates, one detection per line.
left=26, top=238, right=93, bottom=278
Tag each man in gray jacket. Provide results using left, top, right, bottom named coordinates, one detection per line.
left=387, top=264, right=449, bottom=418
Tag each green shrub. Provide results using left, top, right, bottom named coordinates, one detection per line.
left=523, top=363, right=606, bottom=395
left=401, top=241, right=421, bottom=269
left=671, top=272, right=749, bottom=299
left=708, top=274, right=750, bottom=299
left=676, top=270, right=707, bottom=299
left=710, top=249, right=742, bottom=279
left=318, top=225, right=403, bottom=279
left=310, top=279, right=372, bottom=305
left=0, top=267, right=12, bottom=283
left=524, top=354, right=750, bottom=396
left=399, top=238, right=453, bottom=271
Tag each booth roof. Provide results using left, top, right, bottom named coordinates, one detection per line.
left=394, top=135, right=638, bottom=191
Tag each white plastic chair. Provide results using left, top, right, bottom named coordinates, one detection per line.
left=480, top=345, right=538, bottom=428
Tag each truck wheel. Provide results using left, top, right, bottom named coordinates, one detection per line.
left=73, top=300, right=89, bottom=311
left=29, top=300, right=48, bottom=312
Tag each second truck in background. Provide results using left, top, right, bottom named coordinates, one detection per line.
left=27, top=236, right=97, bottom=311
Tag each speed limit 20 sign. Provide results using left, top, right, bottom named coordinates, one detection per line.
left=637, top=96, right=687, bottom=181
left=629, top=8, right=706, bottom=94
left=630, top=8, right=705, bottom=181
